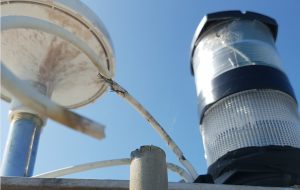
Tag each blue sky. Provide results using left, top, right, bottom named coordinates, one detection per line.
left=1, top=0, right=300, bottom=182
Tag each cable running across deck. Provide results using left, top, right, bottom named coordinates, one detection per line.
left=32, top=159, right=193, bottom=183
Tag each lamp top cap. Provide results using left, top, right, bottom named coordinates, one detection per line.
left=190, top=11, right=278, bottom=75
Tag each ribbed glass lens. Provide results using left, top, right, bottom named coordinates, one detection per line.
left=201, top=89, right=300, bottom=166
left=193, top=20, right=283, bottom=97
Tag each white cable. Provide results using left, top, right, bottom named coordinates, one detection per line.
left=98, top=76, right=199, bottom=180
left=1, top=63, right=105, bottom=140
left=166, top=163, right=194, bottom=183
left=32, top=159, right=193, bottom=183
left=32, top=159, right=131, bottom=179
left=1, top=15, right=198, bottom=179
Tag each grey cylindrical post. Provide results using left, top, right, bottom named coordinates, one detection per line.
left=1, top=113, right=43, bottom=177
left=130, top=145, right=168, bottom=190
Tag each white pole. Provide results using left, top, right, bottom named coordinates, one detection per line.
left=130, top=146, right=168, bottom=190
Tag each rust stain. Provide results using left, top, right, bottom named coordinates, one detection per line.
left=44, top=8, right=92, bottom=42
left=43, top=7, right=107, bottom=73
left=31, top=31, right=47, bottom=46
left=1, top=18, right=105, bottom=102
left=77, top=61, right=89, bottom=72
left=19, top=45, right=29, bottom=56
left=59, top=110, right=104, bottom=139
left=46, top=106, right=104, bottom=139
left=38, top=36, right=81, bottom=88
left=98, top=49, right=106, bottom=61
left=29, top=53, right=38, bottom=63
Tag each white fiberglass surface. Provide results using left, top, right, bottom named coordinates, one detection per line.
left=193, top=20, right=284, bottom=97
left=201, top=89, right=300, bottom=166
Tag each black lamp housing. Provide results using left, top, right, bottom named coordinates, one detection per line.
left=190, top=11, right=296, bottom=124
left=190, top=11, right=300, bottom=187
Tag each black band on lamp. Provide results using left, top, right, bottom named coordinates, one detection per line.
left=197, top=65, right=296, bottom=124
